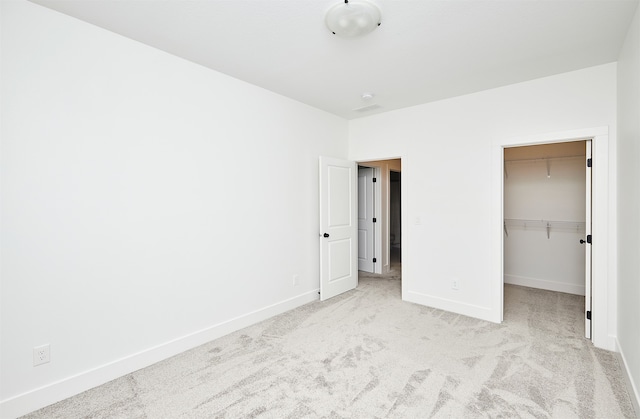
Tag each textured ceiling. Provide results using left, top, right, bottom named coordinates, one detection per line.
left=30, top=0, right=639, bottom=119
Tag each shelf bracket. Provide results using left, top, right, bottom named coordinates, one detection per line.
left=546, top=158, right=551, bottom=178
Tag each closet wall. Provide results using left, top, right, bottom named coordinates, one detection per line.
left=504, top=141, right=587, bottom=295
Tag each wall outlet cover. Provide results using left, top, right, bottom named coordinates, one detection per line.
left=33, top=344, right=50, bottom=366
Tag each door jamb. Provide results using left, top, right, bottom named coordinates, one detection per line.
left=373, top=166, right=382, bottom=274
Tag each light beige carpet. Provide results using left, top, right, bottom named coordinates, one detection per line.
left=23, top=271, right=636, bottom=418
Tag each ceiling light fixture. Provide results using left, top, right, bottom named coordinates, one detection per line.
left=325, top=0, right=381, bottom=39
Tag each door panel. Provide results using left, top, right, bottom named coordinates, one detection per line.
left=329, top=165, right=352, bottom=227
left=358, top=167, right=375, bottom=272
left=319, top=156, right=357, bottom=300
left=358, top=230, right=367, bottom=259
left=329, top=239, right=353, bottom=282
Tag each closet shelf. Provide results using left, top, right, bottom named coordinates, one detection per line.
left=504, top=155, right=585, bottom=179
left=503, top=218, right=586, bottom=238
left=504, top=155, right=584, bottom=163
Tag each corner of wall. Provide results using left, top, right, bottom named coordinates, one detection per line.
left=616, top=338, right=640, bottom=417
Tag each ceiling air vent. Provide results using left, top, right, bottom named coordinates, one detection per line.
left=352, top=104, right=382, bottom=113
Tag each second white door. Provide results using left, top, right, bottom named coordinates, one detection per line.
left=358, top=167, right=375, bottom=272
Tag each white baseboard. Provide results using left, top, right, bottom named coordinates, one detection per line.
left=597, top=334, right=617, bottom=353
left=404, top=290, right=498, bottom=323
left=504, top=274, right=585, bottom=296
left=616, top=338, right=640, bottom=417
left=0, top=289, right=320, bottom=419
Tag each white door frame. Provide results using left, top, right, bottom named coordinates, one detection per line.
left=584, top=139, right=593, bottom=339
left=371, top=166, right=382, bottom=274
left=492, top=126, right=614, bottom=350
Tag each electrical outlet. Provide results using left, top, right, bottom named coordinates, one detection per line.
left=452, top=279, right=460, bottom=290
left=33, top=344, right=50, bottom=366
left=293, top=274, right=300, bottom=286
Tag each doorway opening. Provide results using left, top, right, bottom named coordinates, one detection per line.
left=357, top=159, right=402, bottom=284
left=503, top=140, right=592, bottom=339
left=357, top=166, right=377, bottom=273
left=493, top=126, right=611, bottom=349
left=319, top=156, right=404, bottom=302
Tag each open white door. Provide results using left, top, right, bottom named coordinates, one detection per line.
left=357, top=167, right=375, bottom=273
left=319, top=156, right=358, bottom=301
left=584, top=140, right=592, bottom=339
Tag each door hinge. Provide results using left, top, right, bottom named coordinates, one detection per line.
left=587, top=158, right=592, bottom=168
left=372, top=177, right=377, bottom=183
left=586, top=310, right=591, bottom=320
left=373, top=258, right=377, bottom=263
left=373, top=218, right=377, bottom=223
left=587, top=234, right=592, bottom=244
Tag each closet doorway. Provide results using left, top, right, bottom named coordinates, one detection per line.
left=503, top=140, right=592, bottom=339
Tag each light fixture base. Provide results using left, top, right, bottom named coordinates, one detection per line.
left=326, top=0, right=381, bottom=39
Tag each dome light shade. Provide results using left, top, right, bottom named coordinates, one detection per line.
left=326, top=0, right=381, bottom=38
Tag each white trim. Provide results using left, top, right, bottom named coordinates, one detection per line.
left=383, top=163, right=391, bottom=274
left=616, top=339, right=640, bottom=417
left=504, top=274, right=585, bottom=296
left=400, top=155, right=408, bottom=304
left=491, top=141, right=505, bottom=323
left=405, top=291, right=495, bottom=322
left=0, top=290, right=319, bottom=419
left=492, top=126, right=613, bottom=349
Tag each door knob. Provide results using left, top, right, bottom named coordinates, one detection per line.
left=580, top=239, right=586, bottom=244
left=323, top=233, right=330, bottom=238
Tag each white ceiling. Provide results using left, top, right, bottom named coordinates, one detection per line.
left=30, top=0, right=639, bottom=119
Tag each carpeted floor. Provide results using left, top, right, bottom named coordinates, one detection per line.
left=24, top=268, right=636, bottom=418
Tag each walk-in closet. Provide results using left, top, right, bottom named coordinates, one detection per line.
left=503, top=141, right=591, bottom=335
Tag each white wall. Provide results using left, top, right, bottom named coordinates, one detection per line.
left=0, top=1, right=348, bottom=416
left=349, top=63, right=617, bottom=341
left=504, top=145, right=587, bottom=295
left=616, top=3, right=640, bottom=411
